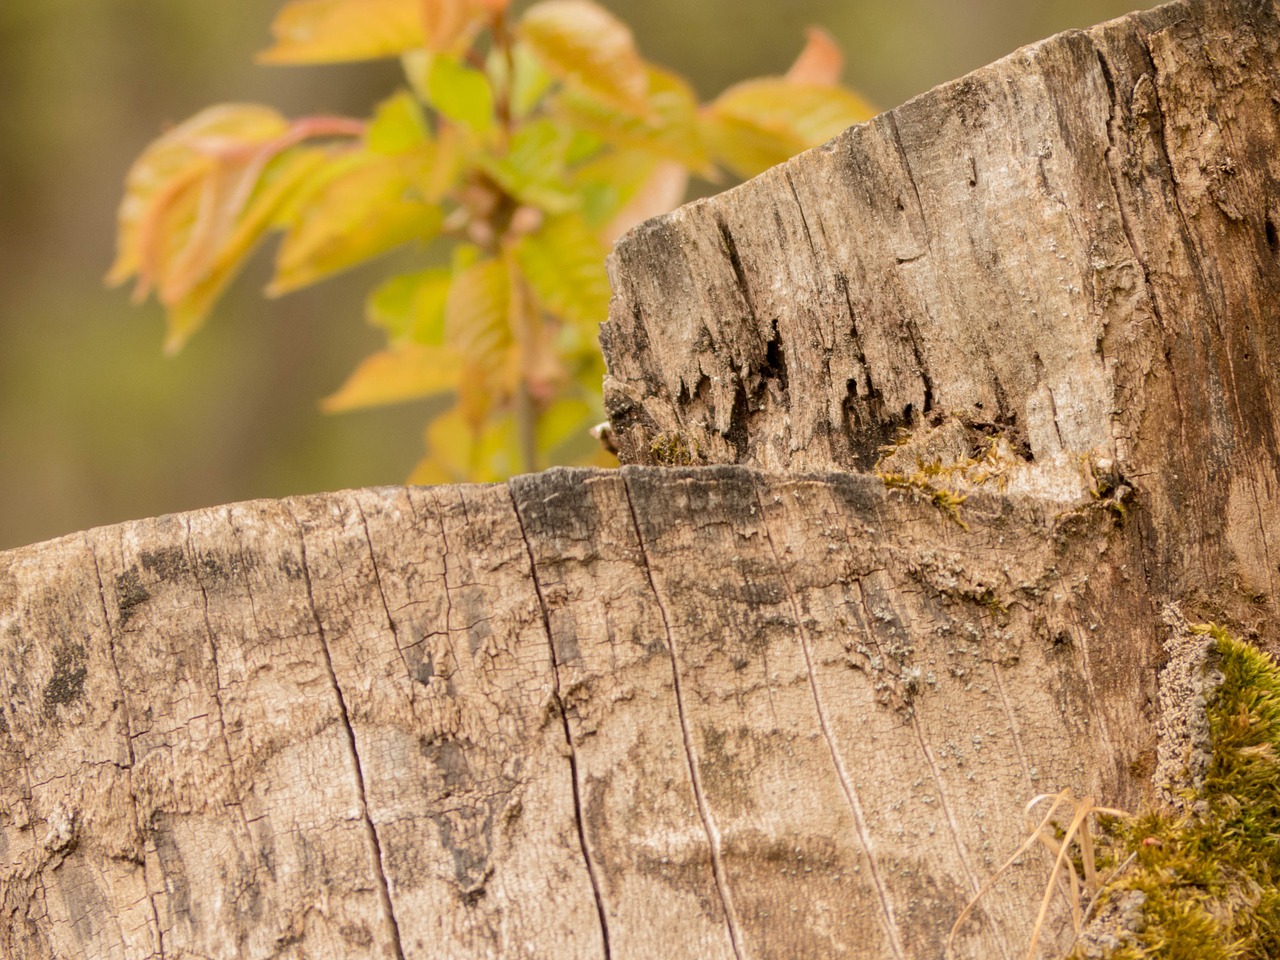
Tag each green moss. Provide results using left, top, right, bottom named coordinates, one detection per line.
left=878, top=462, right=969, bottom=530
left=649, top=432, right=699, bottom=466
left=1076, top=625, right=1280, bottom=959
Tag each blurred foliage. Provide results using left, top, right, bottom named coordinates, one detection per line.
left=108, top=0, right=874, bottom=482
left=0, top=0, right=1157, bottom=549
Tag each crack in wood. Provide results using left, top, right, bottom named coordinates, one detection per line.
left=288, top=512, right=406, bottom=960
left=619, top=473, right=748, bottom=960
left=507, top=485, right=614, bottom=960
left=751, top=484, right=908, bottom=960
left=85, top=537, right=167, bottom=960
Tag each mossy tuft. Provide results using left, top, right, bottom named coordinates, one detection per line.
left=1073, top=624, right=1280, bottom=959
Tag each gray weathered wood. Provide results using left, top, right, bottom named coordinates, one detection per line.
left=6, top=0, right=1280, bottom=956
left=602, top=0, right=1280, bottom=627
left=2, top=470, right=1154, bottom=959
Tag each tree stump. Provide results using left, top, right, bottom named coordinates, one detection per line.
left=5, top=0, right=1280, bottom=957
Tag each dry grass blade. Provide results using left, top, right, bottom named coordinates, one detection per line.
left=946, top=789, right=1129, bottom=960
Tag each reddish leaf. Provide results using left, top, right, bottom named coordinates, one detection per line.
left=785, top=26, right=844, bottom=86
left=107, top=105, right=363, bottom=351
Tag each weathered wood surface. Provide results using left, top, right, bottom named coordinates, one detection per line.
left=7, top=0, right=1280, bottom=957
left=603, top=0, right=1280, bottom=624
left=2, top=469, right=1152, bottom=959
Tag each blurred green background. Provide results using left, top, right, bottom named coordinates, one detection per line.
left=0, top=0, right=1155, bottom=550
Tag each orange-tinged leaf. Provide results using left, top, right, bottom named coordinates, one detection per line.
left=270, top=149, right=444, bottom=294
left=602, top=159, right=687, bottom=242
left=259, top=0, right=425, bottom=64
left=703, top=80, right=876, bottom=178
left=421, top=0, right=505, bottom=53
left=108, top=105, right=364, bottom=351
left=519, top=0, right=649, bottom=115
left=785, top=26, right=844, bottom=86
left=321, top=343, right=461, bottom=412
left=161, top=147, right=331, bottom=352
left=108, top=104, right=291, bottom=289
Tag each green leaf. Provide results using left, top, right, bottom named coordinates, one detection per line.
left=428, top=58, right=495, bottom=135
left=478, top=118, right=578, bottom=212
left=270, top=148, right=444, bottom=295
left=574, top=151, right=688, bottom=239
left=513, top=213, right=610, bottom=331
left=367, top=90, right=429, bottom=154
left=321, top=343, right=461, bottom=412
left=259, top=0, right=426, bottom=64
left=508, top=42, right=556, bottom=119
left=519, top=0, right=649, bottom=115
left=445, top=256, right=511, bottom=367
left=702, top=80, right=876, bottom=179
left=403, top=52, right=497, bottom=135
left=410, top=405, right=517, bottom=484
left=366, top=267, right=452, bottom=345
left=555, top=65, right=710, bottom=173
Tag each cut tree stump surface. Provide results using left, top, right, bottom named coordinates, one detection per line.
left=7, top=0, right=1280, bottom=956
left=2, top=470, right=1152, bottom=959
left=603, top=0, right=1280, bottom=612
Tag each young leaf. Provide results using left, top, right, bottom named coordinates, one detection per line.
left=477, top=118, right=578, bottom=212
left=161, top=148, right=331, bottom=352
left=702, top=80, right=875, bottom=179
left=270, top=148, right=445, bottom=295
left=555, top=65, right=711, bottom=173
left=512, top=213, right=610, bottom=331
left=366, top=90, right=429, bottom=154
left=785, top=26, right=844, bottom=86
left=421, top=0, right=508, bottom=53
left=519, top=0, right=650, bottom=115
left=108, top=104, right=291, bottom=291
left=107, top=105, right=356, bottom=351
left=366, top=267, right=451, bottom=344
left=404, top=53, right=496, bottom=135
left=444, top=256, right=511, bottom=367
left=259, top=0, right=426, bottom=64
left=321, top=343, right=461, bottom=412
